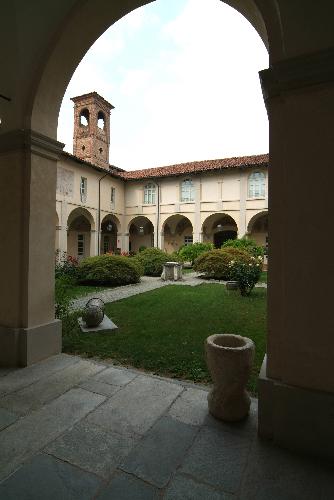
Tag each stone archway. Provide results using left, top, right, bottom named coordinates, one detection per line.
left=128, top=216, right=154, bottom=253
left=247, top=211, right=268, bottom=248
left=67, top=207, right=95, bottom=259
left=100, top=214, right=121, bottom=254
left=162, top=215, right=193, bottom=253
left=202, top=213, right=238, bottom=248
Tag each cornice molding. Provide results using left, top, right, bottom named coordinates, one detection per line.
left=0, top=129, right=64, bottom=160
left=260, top=47, right=334, bottom=101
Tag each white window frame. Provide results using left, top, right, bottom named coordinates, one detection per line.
left=80, top=177, right=87, bottom=203
left=181, top=179, right=195, bottom=202
left=248, top=172, right=265, bottom=199
left=184, top=235, right=193, bottom=246
left=143, top=183, right=156, bottom=205
left=111, top=187, right=115, bottom=209
left=77, top=234, right=85, bottom=257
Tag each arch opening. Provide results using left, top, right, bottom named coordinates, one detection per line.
left=101, top=214, right=121, bottom=254
left=129, top=216, right=154, bottom=253
left=163, top=215, right=193, bottom=253
left=202, top=213, right=238, bottom=248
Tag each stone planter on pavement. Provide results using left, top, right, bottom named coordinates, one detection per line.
left=205, top=334, right=255, bottom=422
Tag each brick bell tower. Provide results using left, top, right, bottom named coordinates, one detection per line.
left=71, top=92, right=114, bottom=169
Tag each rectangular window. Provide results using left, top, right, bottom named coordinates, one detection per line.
left=77, top=234, right=84, bottom=257
left=184, top=235, right=193, bottom=246
left=80, top=177, right=87, bottom=203
left=111, top=187, right=115, bottom=208
left=181, top=179, right=195, bottom=202
left=103, top=235, right=110, bottom=254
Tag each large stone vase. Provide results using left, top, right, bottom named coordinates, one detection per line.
left=205, top=334, right=255, bottom=422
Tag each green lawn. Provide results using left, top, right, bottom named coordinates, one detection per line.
left=63, top=284, right=266, bottom=394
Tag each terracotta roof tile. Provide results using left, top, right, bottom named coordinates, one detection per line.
left=62, top=151, right=268, bottom=180
left=119, top=153, right=268, bottom=180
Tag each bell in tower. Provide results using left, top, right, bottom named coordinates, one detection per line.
left=71, top=91, right=114, bottom=169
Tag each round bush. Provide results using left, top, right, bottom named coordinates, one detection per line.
left=77, top=254, right=142, bottom=286
left=133, top=247, right=169, bottom=276
left=167, top=251, right=185, bottom=264
left=178, top=242, right=214, bottom=265
left=222, top=237, right=264, bottom=258
left=193, top=247, right=258, bottom=281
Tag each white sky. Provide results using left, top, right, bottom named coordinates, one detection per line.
left=57, top=0, right=268, bottom=171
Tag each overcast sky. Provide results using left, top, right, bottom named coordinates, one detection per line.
left=57, top=0, right=268, bottom=171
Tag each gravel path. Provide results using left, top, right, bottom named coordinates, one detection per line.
left=71, top=272, right=266, bottom=310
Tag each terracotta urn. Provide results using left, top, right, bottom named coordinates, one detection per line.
left=205, top=334, right=255, bottom=421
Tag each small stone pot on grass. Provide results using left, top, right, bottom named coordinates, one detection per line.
left=205, top=334, right=255, bottom=422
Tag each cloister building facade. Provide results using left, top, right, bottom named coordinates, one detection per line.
left=56, top=92, right=268, bottom=260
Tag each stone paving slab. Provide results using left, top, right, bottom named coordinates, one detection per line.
left=239, top=439, right=334, bottom=500
left=0, top=359, right=104, bottom=415
left=121, top=416, right=198, bottom=488
left=164, top=474, right=233, bottom=500
left=0, top=369, right=15, bottom=378
left=0, top=388, right=105, bottom=481
left=87, top=375, right=183, bottom=436
left=78, top=379, right=122, bottom=397
left=0, top=408, right=19, bottom=431
left=181, top=426, right=252, bottom=494
left=168, top=387, right=209, bottom=426
left=93, top=366, right=138, bottom=386
left=0, top=354, right=78, bottom=396
left=0, top=453, right=102, bottom=500
left=45, top=420, right=139, bottom=479
left=96, top=470, right=159, bottom=500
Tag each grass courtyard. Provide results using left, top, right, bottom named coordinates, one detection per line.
left=63, top=284, right=266, bottom=394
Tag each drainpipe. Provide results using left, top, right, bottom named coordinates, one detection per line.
left=98, top=172, right=109, bottom=255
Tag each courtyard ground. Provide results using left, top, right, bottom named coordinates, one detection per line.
left=0, top=354, right=333, bottom=499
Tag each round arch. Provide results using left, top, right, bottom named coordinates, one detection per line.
left=27, top=0, right=273, bottom=138
left=162, top=214, right=193, bottom=252
left=67, top=207, right=95, bottom=259
left=100, top=213, right=121, bottom=254
left=202, top=213, right=238, bottom=248
left=247, top=210, right=268, bottom=248
left=128, top=216, right=154, bottom=253
left=67, top=207, right=96, bottom=231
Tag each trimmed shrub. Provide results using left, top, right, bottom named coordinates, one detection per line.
left=77, top=254, right=142, bottom=286
left=222, top=237, right=264, bottom=258
left=178, top=242, right=214, bottom=265
left=133, top=247, right=169, bottom=276
left=193, top=247, right=262, bottom=292
left=167, top=251, right=185, bottom=264
left=228, top=254, right=263, bottom=296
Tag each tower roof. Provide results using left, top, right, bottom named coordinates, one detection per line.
left=71, top=91, right=114, bottom=110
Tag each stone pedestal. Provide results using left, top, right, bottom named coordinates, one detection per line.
left=161, top=262, right=183, bottom=281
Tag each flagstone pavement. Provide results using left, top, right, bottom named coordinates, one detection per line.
left=0, top=354, right=333, bottom=499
